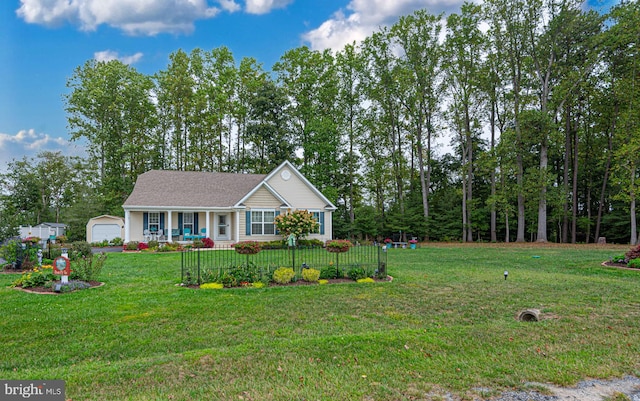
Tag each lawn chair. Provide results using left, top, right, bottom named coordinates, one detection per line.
left=183, top=228, right=193, bottom=240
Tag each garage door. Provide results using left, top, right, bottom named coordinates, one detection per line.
left=92, top=224, right=121, bottom=242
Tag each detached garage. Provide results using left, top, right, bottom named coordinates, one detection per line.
left=87, top=215, right=125, bottom=243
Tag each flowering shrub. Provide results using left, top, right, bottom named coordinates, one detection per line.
left=124, top=242, right=139, bottom=251
left=12, top=265, right=55, bottom=288
left=202, top=237, right=214, bottom=248
left=232, top=241, right=261, bottom=254
left=274, top=209, right=319, bottom=240
left=138, top=242, right=149, bottom=251
left=22, top=237, right=41, bottom=246
left=384, top=238, right=392, bottom=244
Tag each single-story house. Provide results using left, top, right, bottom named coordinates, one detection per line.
left=19, top=223, right=67, bottom=244
left=122, top=160, right=336, bottom=246
left=86, top=215, right=125, bottom=243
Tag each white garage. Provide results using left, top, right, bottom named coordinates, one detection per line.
left=86, top=215, right=125, bottom=244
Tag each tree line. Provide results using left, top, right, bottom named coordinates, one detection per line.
left=1, top=0, right=639, bottom=244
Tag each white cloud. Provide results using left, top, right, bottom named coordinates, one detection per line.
left=244, top=0, right=292, bottom=15
left=16, top=0, right=222, bottom=35
left=0, top=130, right=85, bottom=173
left=219, top=0, right=241, bottom=13
left=94, top=50, right=144, bottom=65
left=303, top=0, right=465, bottom=52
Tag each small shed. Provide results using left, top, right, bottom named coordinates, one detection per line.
left=87, top=215, right=125, bottom=243
left=19, top=223, right=67, bottom=243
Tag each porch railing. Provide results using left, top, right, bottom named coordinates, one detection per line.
left=181, top=245, right=388, bottom=285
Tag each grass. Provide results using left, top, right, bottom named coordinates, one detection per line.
left=1, top=244, right=639, bottom=400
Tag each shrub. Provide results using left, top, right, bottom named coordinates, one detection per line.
left=55, top=235, right=67, bottom=243
left=347, top=265, right=367, bottom=281
left=252, top=282, right=266, bottom=289
left=298, top=239, right=324, bottom=247
left=110, top=237, right=123, bottom=246
left=202, top=237, right=214, bottom=248
left=12, top=265, right=56, bottom=288
left=611, top=254, right=627, bottom=264
left=0, top=239, right=21, bottom=266
left=357, top=277, right=375, bottom=283
left=70, top=252, right=107, bottom=282
left=320, top=265, right=338, bottom=279
left=125, top=241, right=139, bottom=251
left=627, top=258, right=640, bottom=269
left=192, top=239, right=204, bottom=248
left=318, top=279, right=329, bottom=285
left=200, top=282, right=224, bottom=289
left=69, top=241, right=92, bottom=261
left=138, top=242, right=149, bottom=251
left=219, top=272, right=237, bottom=288
left=274, top=209, right=319, bottom=240
left=148, top=240, right=159, bottom=249
left=273, top=267, right=295, bottom=284
left=302, top=268, right=320, bottom=282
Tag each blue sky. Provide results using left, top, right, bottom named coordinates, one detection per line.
left=0, top=0, right=618, bottom=171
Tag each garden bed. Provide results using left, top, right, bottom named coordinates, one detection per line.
left=13, top=280, right=104, bottom=294
left=182, top=275, right=393, bottom=289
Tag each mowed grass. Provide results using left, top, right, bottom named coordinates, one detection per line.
left=1, top=244, right=639, bottom=400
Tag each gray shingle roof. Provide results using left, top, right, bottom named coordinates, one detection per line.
left=123, top=170, right=267, bottom=208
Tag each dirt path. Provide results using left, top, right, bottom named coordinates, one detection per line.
left=493, top=376, right=640, bottom=401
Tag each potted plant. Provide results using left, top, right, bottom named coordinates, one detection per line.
left=409, top=239, right=418, bottom=249
left=325, top=239, right=353, bottom=253
left=232, top=240, right=261, bottom=255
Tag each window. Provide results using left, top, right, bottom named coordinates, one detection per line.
left=312, top=211, right=324, bottom=235
left=183, top=212, right=194, bottom=234
left=251, top=210, right=275, bottom=235
left=148, top=212, right=160, bottom=233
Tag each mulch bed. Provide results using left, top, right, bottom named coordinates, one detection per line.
left=183, top=276, right=393, bottom=289
left=12, top=281, right=104, bottom=294
left=601, top=261, right=640, bottom=271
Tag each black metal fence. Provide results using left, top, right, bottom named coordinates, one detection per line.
left=181, top=245, right=388, bottom=285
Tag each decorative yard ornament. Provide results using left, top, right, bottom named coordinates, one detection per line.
left=504, top=270, right=508, bottom=280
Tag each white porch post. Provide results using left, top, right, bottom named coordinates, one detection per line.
left=167, top=210, right=173, bottom=242
left=206, top=211, right=211, bottom=239
left=235, top=211, right=240, bottom=242
left=124, top=210, right=130, bottom=243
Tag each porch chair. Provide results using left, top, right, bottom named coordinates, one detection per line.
left=199, top=227, right=207, bottom=239
left=143, top=229, right=151, bottom=242
left=183, top=228, right=193, bottom=240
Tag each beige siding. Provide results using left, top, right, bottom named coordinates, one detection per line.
left=267, top=168, right=327, bottom=209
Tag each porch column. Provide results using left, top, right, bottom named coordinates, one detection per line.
left=235, top=211, right=240, bottom=242
left=206, top=211, right=210, bottom=239
left=124, top=210, right=130, bottom=243
left=167, top=211, right=173, bottom=242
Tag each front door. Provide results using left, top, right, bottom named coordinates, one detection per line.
left=216, top=214, right=229, bottom=240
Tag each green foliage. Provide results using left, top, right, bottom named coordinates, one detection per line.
left=111, top=237, right=123, bottom=246
left=232, top=241, right=261, bottom=254
left=301, top=267, right=320, bottom=282
left=626, top=258, right=640, bottom=269
left=274, top=209, right=319, bottom=239
left=347, top=265, right=368, bottom=281
left=0, top=239, right=21, bottom=265
left=272, top=267, right=295, bottom=284
left=147, top=240, right=159, bottom=249
left=69, top=241, right=92, bottom=261
left=125, top=242, right=139, bottom=251
left=70, top=253, right=107, bottom=282
left=11, top=265, right=56, bottom=288
left=319, top=265, right=339, bottom=279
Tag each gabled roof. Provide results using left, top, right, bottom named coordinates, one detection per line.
left=123, top=170, right=267, bottom=209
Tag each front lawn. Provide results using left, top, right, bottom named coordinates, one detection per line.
left=1, top=245, right=639, bottom=400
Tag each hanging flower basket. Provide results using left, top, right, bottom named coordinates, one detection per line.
left=325, top=239, right=353, bottom=253
left=232, top=241, right=261, bottom=255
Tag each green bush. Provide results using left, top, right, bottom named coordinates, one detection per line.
left=12, top=265, right=56, bottom=288
left=125, top=241, right=139, bottom=251
left=320, top=265, right=339, bottom=279
left=219, top=272, right=237, bottom=288
left=627, top=258, right=640, bottom=269
left=110, top=237, right=123, bottom=246
left=69, top=241, right=92, bottom=261
left=347, top=265, right=367, bottom=281
left=302, top=268, right=320, bottom=282
left=148, top=240, right=159, bottom=249
left=273, top=267, right=295, bottom=284
left=0, top=239, right=21, bottom=265
left=70, top=253, right=107, bottom=282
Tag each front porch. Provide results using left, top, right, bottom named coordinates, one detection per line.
left=124, top=209, right=240, bottom=244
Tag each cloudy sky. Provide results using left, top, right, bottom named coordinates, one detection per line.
left=0, top=0, right=616, bottom=171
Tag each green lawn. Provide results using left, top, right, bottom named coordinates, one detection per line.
left=1, top=245, right=639, bottom=400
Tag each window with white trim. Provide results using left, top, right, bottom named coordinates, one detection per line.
left=251, top=210, right=275, bottom=235
left=148, top=212, right=160, bottom=233
left=183, top=212, right=194, bottom=235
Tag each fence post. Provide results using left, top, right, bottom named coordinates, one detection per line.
left=197, top=248, right=201, bottom=285
left=181, top=250, right=184, bottom=284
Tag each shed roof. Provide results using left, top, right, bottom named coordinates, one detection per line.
left=122, top=170, right=267, bottom=208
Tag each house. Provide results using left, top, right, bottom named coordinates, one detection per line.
left=86, top=215, right=125, bottom=243
left=122, top=161, right=336, bottom=246
left=19, top=223, right=67, bottom=244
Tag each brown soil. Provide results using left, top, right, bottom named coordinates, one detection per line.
left=13, top=281, right=104, bottom=294
left=183, top=275, right=393, bottom=289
